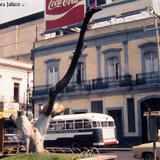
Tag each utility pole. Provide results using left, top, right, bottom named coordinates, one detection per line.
left=146, top=7, right=160, bottom=160
left=147, top=7, right=160, bottom=74
left=153, top=10, right=160, bottom=71
left=26, top=71, right=30, bottom=117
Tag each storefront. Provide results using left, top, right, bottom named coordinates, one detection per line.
left=0, top=103, right=21, bottom=154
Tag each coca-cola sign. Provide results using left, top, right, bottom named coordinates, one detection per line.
left=45, top=0, right=84, bottom=31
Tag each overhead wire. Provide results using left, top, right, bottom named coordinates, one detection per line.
left=89, top=6, right=159, bottom=75
left=91, top=12, right=157, bottom=45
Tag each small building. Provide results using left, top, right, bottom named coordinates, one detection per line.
left=0, top=58, right=32, bottom=111
left=0, top=104, right=19, bottom=155
left=0, top=58, right=32, bottom=154
left=0, top=12, right=44, bottom=61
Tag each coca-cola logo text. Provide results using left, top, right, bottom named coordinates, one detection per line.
left=48, top=0, right=81, bottom=10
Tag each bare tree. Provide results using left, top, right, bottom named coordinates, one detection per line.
left=10, top=7, right=101, bottom=153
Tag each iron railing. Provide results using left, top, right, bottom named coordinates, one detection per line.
left=92, top=75, right=132, bottom=90
left=136, top=71, right=160, bottom=85
left=33, top=72, right=160, bottom=97
left=33, top=75, right=132, bottom=96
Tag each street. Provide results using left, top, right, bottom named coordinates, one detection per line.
left=114, top=151, right=136, bottom=160
left=102, top=150, right=136, bottom=160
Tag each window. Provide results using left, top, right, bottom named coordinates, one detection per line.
left=91, top=101, right=103, bottom=113
left=75, top=62, right=85, bottom=84
left=108, top=121, right=114, bottom=127
left=64, top=108, right=70, bottom=115
left=14, top=83, right=19, bottom=102
left=70, top=55, right=86, bottom=84
left=104, top=48, right=121, bottom=79
left=107, top=57, right=119, bottom=79
left=48, top=67, right=58, bottom=86
left=93, top=121, right=100, bottom=128
left=140, top=42, right=158, bottom=73
left=84, top=120, right=92, bottom=128
left=101, top=121, right=108, bottom=127
left=49, top=121, right=57, bottom=130
left=66, top=120, right=74, bottom=130
left=127, top=98, right=135, bottom=132
left=144, top=52, right=158, bottom=73
left=45, top=59, right=60, bottom=86
left=57, top=121, right=65, bottom=130
left=97, top=0, right=106, bottom=6
left=75, top=120, right=83, bottom=129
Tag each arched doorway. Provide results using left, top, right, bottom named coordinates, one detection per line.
left=140, top=98, right=160, bottom=143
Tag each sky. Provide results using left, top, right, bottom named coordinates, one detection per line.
left=0, top=0, right=44, bottom=24
left=0, top=0, right=160, bottom=25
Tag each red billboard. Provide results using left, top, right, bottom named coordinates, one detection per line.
left=45, top=0, right=85, bottom=31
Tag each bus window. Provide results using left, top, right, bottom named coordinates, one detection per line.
left=84, top=121, right=91, bottom=128
left=50, top=121, right=57, bottom=130
left=66, top=120, right=74, bottom=130
left=75, top=120, right=83, bottom=129
left=101, top=121, right=108, bottom=127
left=57, top=121, right=65, bottom=130
left=93, top=121, right=100, bottom=128
left=93, top=122, right=96, bottom=128
left=108, top=121, right=114, bottom=127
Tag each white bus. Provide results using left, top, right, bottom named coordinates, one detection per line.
left=44, top=113, right=118, bottom=148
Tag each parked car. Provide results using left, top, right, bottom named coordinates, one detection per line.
left=132, top=142, right=160, bottom=160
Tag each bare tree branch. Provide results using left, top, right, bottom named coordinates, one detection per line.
left=43, top=7, right=102, bottom=117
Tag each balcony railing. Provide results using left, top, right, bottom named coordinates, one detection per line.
left=92, top=75, right=132, bottom=90
left=33, top=75, right=132, bottom=96
left=33, top=72, right=160, bottom=98
left=33, top=84, right=51, bottom=96
left=63, top=80, right=91, bottom=93
left=136, top=71, right=160, bottom=85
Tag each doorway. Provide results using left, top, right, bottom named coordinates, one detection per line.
left=140, top=98, right=160, bottom=142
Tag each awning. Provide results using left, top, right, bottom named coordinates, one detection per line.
left=0, top=110, right=17, bottom=119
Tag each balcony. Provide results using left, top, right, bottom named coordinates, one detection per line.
left=33, top=72, right=160, bottom=99
left=92, top=75, right=132, bottom=90
left=136, top=71, right=160, bottom=85
left=63, top=80, right=91, bottom=93
left=33, top=75, right=132, bottom=98
left=135, top=71, right=160, bottom=91
left=33, top=84, right=51, bottom=96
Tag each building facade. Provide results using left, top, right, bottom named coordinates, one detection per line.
left=0, top=12, right=45, bottom=115
left=32, top=17, right=160, bottom=146
left=0, top=12, right=44, bottom=61
left=0, top=58, right=32, bottom=110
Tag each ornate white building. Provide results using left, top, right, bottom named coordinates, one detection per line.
left=0, top=58, right=32, bottom=110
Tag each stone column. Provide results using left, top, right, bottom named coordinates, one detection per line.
left=96, top=45, right=102, bottom=78
left=123, top=40, right=129, bottom=75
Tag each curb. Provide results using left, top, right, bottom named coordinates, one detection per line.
left=79, top=155, right=117, bottom=160
left=99, top=148, right=132, bottom=151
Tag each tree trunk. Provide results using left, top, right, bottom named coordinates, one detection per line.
left=11, top=7, right=102, bottom=153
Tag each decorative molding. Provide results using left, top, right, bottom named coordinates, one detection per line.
left=12, top=77, right=22, bottom=81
